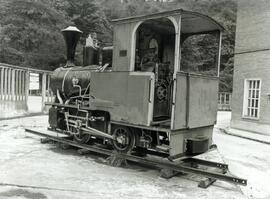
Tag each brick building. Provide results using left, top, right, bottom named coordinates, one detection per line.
left=231, top=0, right=270, bottom=135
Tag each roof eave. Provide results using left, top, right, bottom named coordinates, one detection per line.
left=111, top=9, right=224, bottom=32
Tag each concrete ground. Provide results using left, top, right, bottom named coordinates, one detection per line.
left=0, top=96, right=43, bottom=119
left=0, top=112, right=269, bottom=199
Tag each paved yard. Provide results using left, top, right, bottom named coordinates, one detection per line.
left=0, top=112, right=269, bottom=199
left=0, top=96, right=43, bottom=119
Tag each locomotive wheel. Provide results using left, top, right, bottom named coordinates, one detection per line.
left=72, top=127, right=91, bottom=144
left=112, top=126, right=135, bottom=153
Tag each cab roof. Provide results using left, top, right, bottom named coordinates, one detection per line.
left=112, top=9, right=224, bottom=34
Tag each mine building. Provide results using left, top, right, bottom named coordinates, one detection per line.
left=231, top=0, right=270, bottom=135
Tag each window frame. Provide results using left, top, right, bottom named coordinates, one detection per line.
left=242, top=78, right=262, bottom=120
left=225, top=93, right=230, bottom=105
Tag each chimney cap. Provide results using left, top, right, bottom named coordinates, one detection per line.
left=61, top=26, right=82, bottom=33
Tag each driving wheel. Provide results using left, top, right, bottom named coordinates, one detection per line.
left=112, top=126, right=135, bottom=153
left=72, top=127, right=91, bottom=144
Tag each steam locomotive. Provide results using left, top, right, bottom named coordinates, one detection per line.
left=47, top=9, right=223, bottom=158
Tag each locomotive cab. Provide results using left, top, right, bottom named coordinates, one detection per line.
left=134, top=18, right=175, bottom=123
left=48, top=9, right=224, bottom=158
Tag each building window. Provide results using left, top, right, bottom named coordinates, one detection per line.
left=243, top=79, right=261, bottom=119
left=225, top=93, right=230, bottom=105
left=218, top=92, right=231, bottom=105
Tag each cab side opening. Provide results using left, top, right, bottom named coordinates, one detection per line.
left=134, top=18, right=176, bottom=124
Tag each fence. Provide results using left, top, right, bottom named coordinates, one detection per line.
left=0, top=63, right=54, bottom=113
left=218, top=92, right=232, bottom=111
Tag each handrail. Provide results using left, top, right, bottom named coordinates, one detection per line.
left=0, top=62, right=53, bottom=74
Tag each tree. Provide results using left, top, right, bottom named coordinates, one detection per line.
left=0, top=0, right=112, bottom=69
left=99, top=0, right=237, bottom=92
left=62, top=0, right=112, bottom=43
left=0, top=0, right=237, bottom=92
left=0, top=0, right=69, bottom=70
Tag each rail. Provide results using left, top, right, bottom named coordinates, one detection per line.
left=25, top=128, right=247, bottom=188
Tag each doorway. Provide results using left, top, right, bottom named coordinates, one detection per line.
left=134, top=18, right=176, bottom=123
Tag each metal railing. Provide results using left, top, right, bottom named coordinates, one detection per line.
left=0, top=63, right=54, bottom=112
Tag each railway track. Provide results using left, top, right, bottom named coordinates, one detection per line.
left=25, top=128, right=247, bottom=188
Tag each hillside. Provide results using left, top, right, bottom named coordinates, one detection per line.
left=0, top=0, right=236, bottom=91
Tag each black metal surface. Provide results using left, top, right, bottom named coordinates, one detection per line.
left=182, top=157, right=228, bottom=170
left=186, top=137, right=209, bottom=155
left=83, top=46, right=99, bottom=66
left=46, top=102, right=84, bottom=109
left=25, top=128, right=247, bottom=186
left=45, top=105, right=171, bottom=133
left=50, top=66, right=93, bottom=98
left=48, top=107, right=58, bottom=129
left=62, top=26, right=82, bottom=67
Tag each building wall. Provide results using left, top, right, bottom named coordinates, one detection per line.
left=231, top=0, right=270, bottom=135
left=234, top=0, right=270, bottom=54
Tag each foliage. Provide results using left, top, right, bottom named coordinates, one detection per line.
left=99, top=0, right=236, bottom=92
left=55, top=0, right=112, bottom=42
left=0, top=0, right=111, bottom=69
left=0, top=0, right=236, bottom=91
left=0, top=0, right=69, bottom=70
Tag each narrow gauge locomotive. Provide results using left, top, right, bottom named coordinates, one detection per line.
left=47, top=9, right=223, bottom=159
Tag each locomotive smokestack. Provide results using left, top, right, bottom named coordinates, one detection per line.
left=61, top=26, right=82, bottom=67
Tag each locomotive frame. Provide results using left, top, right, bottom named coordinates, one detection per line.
left=47, top=9, right=224, bottom=158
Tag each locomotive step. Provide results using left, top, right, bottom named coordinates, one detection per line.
left=25, top=128, right=247, bottom=188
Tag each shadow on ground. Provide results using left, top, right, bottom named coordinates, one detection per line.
left=0, top=188, right=47, bottom=199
